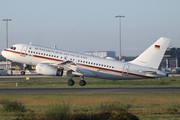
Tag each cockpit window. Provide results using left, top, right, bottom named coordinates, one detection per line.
left=10, top=46, right=16, bottom=50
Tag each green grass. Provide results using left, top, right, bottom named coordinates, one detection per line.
left=0, top=93, right=180, bottom=120
left=0, top=76, right=180, bottom=88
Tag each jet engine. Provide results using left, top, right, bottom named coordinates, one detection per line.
left=36, top=63, right=63, bottom=76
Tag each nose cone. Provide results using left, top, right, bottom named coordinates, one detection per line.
left=1, top=50, right=5, bottom=57
left=1, top=50, right=7, bottom=58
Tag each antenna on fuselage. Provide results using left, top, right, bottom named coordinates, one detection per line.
left=29, top=42, right=32, bottom=45
left=53, top=45, right=57, bottom=49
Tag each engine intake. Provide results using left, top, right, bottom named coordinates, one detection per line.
left=36, top=63, right=63, bottom=76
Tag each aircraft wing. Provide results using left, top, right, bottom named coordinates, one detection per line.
left=39, top=60, right=77, bottom=71
left=51, top=61, right=77, bottom=72
left=40, top=60, right=95, bottom=77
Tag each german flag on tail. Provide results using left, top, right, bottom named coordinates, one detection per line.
left=154, top=45, right=160, bottom=49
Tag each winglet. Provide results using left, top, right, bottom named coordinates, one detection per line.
left=129, top=37, right=171, bottom=69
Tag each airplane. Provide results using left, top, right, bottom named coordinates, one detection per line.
left=1, top=37, right=170, bottom=86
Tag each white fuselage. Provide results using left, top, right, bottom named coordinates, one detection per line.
left=1, top=43, right=167, bottom=80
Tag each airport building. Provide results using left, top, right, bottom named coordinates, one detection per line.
left=163, top=47, right=180, bottom=68
left=0, top=61, right=11, bottom=70
left=84, top=51, right=116, bottom=58
left=0, top=61, right=12, bottom=75
left=161, top=47, right=180, bottom=73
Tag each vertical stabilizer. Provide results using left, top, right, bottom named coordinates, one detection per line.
left=130, top=37, right=170, bottom=69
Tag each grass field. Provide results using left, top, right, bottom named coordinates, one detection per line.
left=0, top=75, right=180, bottom=88
left=0, top=93, right=180, bottom=120
left=0, top=76, right=180, bottom=119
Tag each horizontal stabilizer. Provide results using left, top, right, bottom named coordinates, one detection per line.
left=140, top=71, right=156, bottom=75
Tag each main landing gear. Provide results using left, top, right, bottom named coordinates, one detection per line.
left=68, top=79, right=75, bottom=86
left=79, top=76, right=86, bottom=86
left=67, top=78, right=86, bottom=86
left=67, top=70, right=86, bottom=86
left=79, top=79, right=86, bottom=86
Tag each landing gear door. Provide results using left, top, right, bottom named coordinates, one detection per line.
left=20, top=45, right=28, bottom=57
left=122, top=64, right=130, bottom=76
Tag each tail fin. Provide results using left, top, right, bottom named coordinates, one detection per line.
left=130, top=37, right=171, bottom=69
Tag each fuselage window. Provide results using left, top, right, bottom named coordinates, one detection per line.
left=34, top=52, right=35, bottom=54
left=88, top=62, right=90, bottom=64
left=46, top=54, right=48, bottom=56
left=112, top=66, right=114, bottom=68
left=36, top=52, right=38, bottom=54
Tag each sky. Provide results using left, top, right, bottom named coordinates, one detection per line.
left=0, top=0, right=180, bottom=56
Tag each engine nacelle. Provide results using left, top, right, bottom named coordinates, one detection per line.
left=36, top=63, right=63, bottom=76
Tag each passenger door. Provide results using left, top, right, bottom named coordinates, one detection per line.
left=122, top=64, right=130, bottom=76
left=20, top=45, right=28, bottom=57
